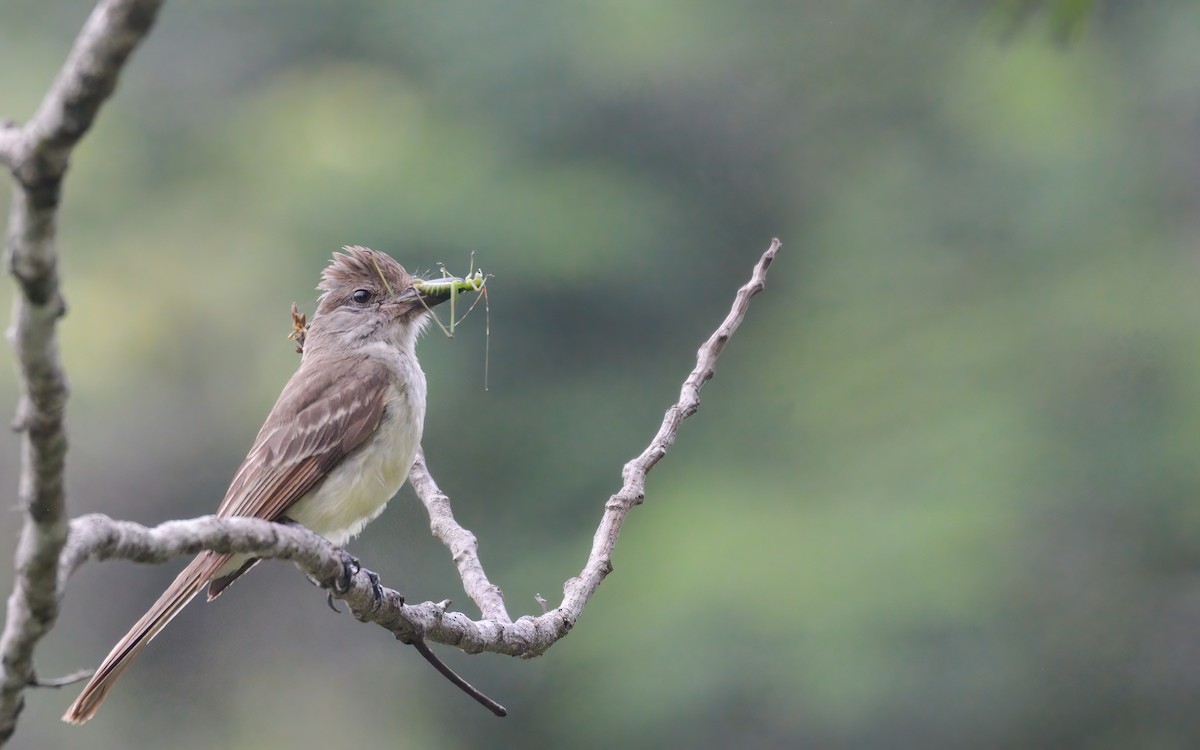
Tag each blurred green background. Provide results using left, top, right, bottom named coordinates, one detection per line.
left=3, top=1, right=1199, bottom=748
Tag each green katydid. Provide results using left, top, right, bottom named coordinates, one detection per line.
left=410, top=254, right=492, bottom=389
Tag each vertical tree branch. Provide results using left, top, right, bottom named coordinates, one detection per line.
left=0, top=1, right=164, bottom=743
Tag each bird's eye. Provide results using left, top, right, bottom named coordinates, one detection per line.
left=351, top=289, right=372, bottom=304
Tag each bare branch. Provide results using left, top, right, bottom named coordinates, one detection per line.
left=1, top=1, right=164, bottom=743
left=4, top=0, right=161, bottom=189
left=410, top=451, right=511, bottom=622
left=0, top=122, right=18, bottom=171
left=548, top=238, right=781, bottom=649
left=27, top=670, right=92, bottom=690
left=408, top=638, right=507, bottom=717
left=59, top=513, right=520, bottom=653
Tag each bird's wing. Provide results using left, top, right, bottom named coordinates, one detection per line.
left=216, top=355, right=392, bottom=521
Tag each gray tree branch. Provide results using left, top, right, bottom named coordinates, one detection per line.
left=409, top=451, right=512, bottom=623
left=554, top=239, right=780, bottom=644
left=0, top=1, right=164, bottom=743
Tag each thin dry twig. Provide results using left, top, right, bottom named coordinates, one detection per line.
left=407, top=638, right=507, bottom=717
left=544, top=238, right=781, bottom=647
left=0, top=1, right=164, bottom=744
left=27, top=670, right=93, bottom=690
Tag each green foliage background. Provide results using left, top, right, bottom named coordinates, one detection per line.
left=2, top=1, right=1199, bottom=748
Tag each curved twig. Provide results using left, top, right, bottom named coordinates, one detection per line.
left=549, top=238, right=780, bottom=649
left=409, top=451, right=511, bottom=622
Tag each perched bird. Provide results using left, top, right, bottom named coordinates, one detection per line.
left=64, top=246, right=453, bottom=724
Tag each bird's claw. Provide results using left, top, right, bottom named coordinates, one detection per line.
left=332, top=550, right=387, bottom=605
left=334, top=551, right=360, bottom=595
left=363, top=567, right=384, bottom=603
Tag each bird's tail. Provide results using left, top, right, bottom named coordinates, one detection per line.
left=62, top=550, right=229, bottom=725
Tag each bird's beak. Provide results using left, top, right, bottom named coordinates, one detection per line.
left=385, top=284, right=452, bottom=316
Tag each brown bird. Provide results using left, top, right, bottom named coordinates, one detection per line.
left=64, top=246, right=453, bottom=724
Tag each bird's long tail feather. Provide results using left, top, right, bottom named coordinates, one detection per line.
left=62, top=551, right=229, bottom=725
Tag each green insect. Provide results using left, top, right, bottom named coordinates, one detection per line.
left=411, top=254, right=492, bottom=389
left=413, top=267, right=489, bottom=337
